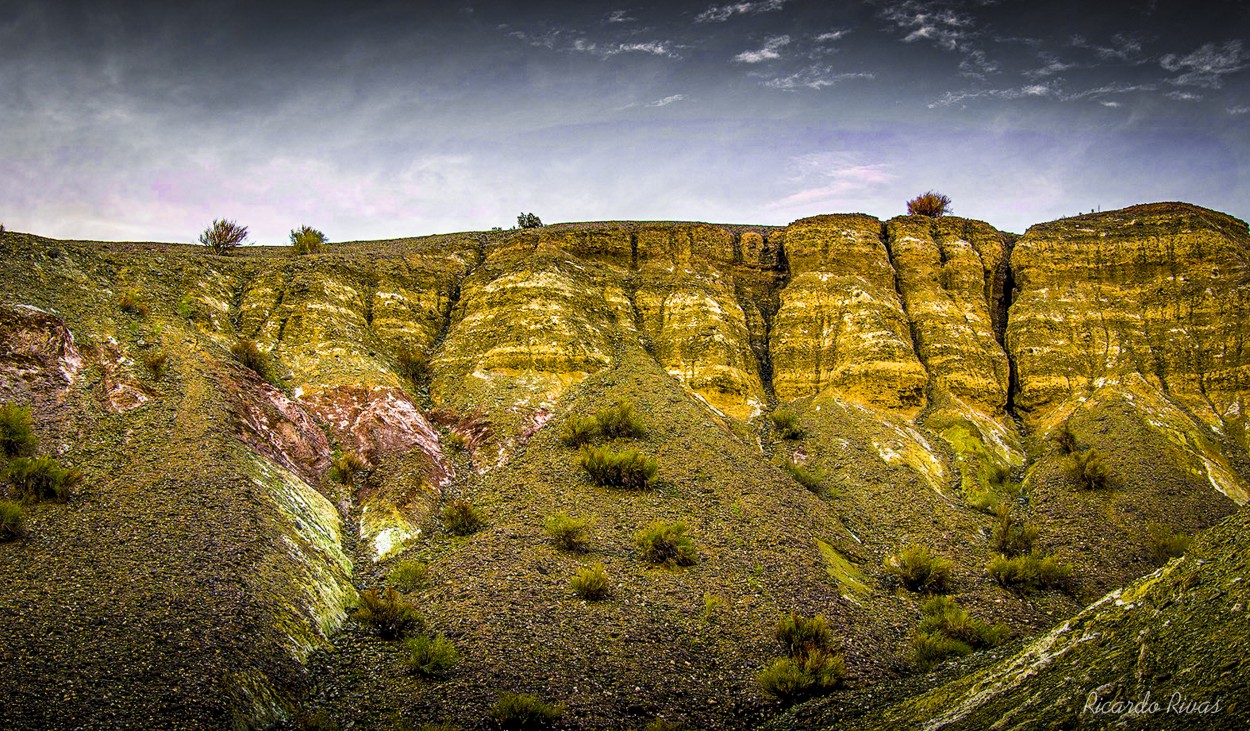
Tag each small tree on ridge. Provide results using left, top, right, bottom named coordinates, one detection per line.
left=199, top=219, right=248, bottom=254
left=907, top=191, right=952, bottom=218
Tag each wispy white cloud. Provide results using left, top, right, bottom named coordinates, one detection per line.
left=929, top=82, right=1058, bottom=107
left=815, top=30, right=850, bottom=43
left=510, top=29, right=681, bottom=59
left=695, top=0, right=787, bottom=23
left=1071, top=33, right=1145, bottom=62
left=763, top=66, right=873, bottom=91
left=880, top=0, right=974, bottom=52
left=1229, top=105, right=1250, bottom=115
left=606, top=10, right=635, bottom=23
left=769, top=155, right=893, bottom=209
left=1024, top=52, right=1077, bottom=79
left=1166, top=90, right=1203, bottom=101
left=1161, top=41, right=1247, bottom=88
left=648, top=94, right=687, bottom=107
left=735, top=35, right=790, bottom=63
left=959, top=49, right=998, bottom=78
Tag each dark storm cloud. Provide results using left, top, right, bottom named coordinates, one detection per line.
left=1, top=0, right=1248, bottom=241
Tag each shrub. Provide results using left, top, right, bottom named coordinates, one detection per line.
left=291, top=225, right=328, bottom=255
left=990, top=505, right=1039, bottom=557
left=396, top=347, right=429, bottom=389
left=119, top=290, right=148, bottom=316
left=0, top=403, right=37, bottom=458
left=759, top=612, right=846, bottom=703
left=543, top=512, right=591, bottom=552
left=987, top=552, right=1072, bottom=591
left=354, top=586, right=422, bottom=640
left=883, top=545, right=952, bottom=592
left=231, top=339, right=269, bottom=379
left=635, top=520, right=697, bottom=566
left=295, top=710, right=341, bottom=731
left=757, top=650, right=847, bottom=703
left=199, top=218, right=248, bottom=254
left=570, top=562, right=610, bottom=600
left=441, top=499, right=486, bottom=536
left=911, top=631, right=973, bottom=669
left=445, top=431, right=468, bottom=451
left=0, top=500, right=25, bottom=541
left=906, top=191, right=952, bottom=217
left=1052, top=422, right=1077, bottom=454
left=1069, top=447, right=1110, bottom=490
left=402, top=633, right=459, bottom=677
left=769, top=409, right=806, bottom=439
left=918, top=596, right=1008, bottom=649
left=329, top=451, right=369, bottom=485
left=4, top=456, right=80, bottom=503
left=912, top=595, right=1007, bottom=669
left=579, top=445, right=658, bottom=489
left=559, top=415, right=599, bottom=447
left=489, top=692, right=564, bottom=730
left=701, top=592, right=726, bottom=623
left=1146, top=523, right=1191, bottom=564
left=782, top=460, right=826, bottom=494
left=389, top=559, right=429, bottom=591
left=141, top=350, right=170, bottom=379
left=776, top=612, right=835, bottom=656
left=595, top=400, right=646, bottom=439
left=516, top=213, right=544, bottom=229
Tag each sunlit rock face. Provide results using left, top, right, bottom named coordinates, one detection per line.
left=886, top=216, right=1012, bottom=413
left=770, top=214, right=928, bottom=413
left=633, top=225, right=768, bottom=420
left=1009, top=203, right=1250, bottom=431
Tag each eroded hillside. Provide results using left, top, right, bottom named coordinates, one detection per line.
left=0, top=202, right=1246, bottom=730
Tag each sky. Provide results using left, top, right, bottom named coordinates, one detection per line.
left=1, top=0, right=1248, bottom=242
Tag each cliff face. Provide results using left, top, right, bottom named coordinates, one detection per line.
left=0, top=202, right=1248, bottom=731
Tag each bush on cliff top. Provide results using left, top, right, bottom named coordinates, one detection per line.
left=907, top=191, right=952, bottom=217
left=199, top=218, right=248, bottom=254
left=291, top=225, right=327, bottom=255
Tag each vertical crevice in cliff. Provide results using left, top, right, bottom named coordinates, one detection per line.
left=1001, top=235, right=1019, bottom=417
left=880, top=221, right=927, bottom=377
left=624, top=232, right=654, bottom=356
left=429, top=236, right=485, bottom=360
left=731, top=232, right=787, bottom=401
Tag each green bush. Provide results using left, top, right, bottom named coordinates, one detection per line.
left=1069, top=447, right=1110, bottom=490
left=0, top=500, right=25, bottom=540
left=987, top=551, right=1073, bottom=592
left=579, top=445, right=657, bottom=489
left=559, top=415, right=599, bottom=447
left=759, top=612, right=846, bottom=703
left=231, top=339, right=269, bottom=380
left=441, top=499, right=487, bottom=536
left=570, top=562, right=610, bottom=600
left=199, top=218, right=248, bottom=255
left=906, top=191, right=951, bottom=217
left=354, top=586, right=423, bottom=640
left=595, top=400, right=646, bottom=439
left=119, top=290, right=148, bottom=316
left=141, top=350, right=170, bottom=379
left=4, top=456, right=80, bottom=503
left=911, top=631, right=973, bottom=669
left=328, top=451, right=369, bottom=485
left=543, top=512, right=591, bottom=552
left=782, top=460, right=826, bottom=494
left=1052, top=422, right=1077, bottom=455
left=883, top=545, right=952, bottom=593
left=402, top=633, right=459, bottom=677
left=912, top=595, right=1007, bottom=669
left=389, top=559, right=429, bottom=592
left=769, top=409, right=806, bottom=439
left=489, top=692, right=564, bottom=730
left=701, top=593, right=726, bottom=623
left=1146, top=523, right=1191, bottom=564
left=757, top=650, right=847, bottom=703
left=0, top=403, right=37, bottom=458
left=396, top=347, right=429, bottom=389
left=990, top=505, right=1039, bottom=557
left=635, top=520, right=697, bottom=566
left=290, top=225, right=328, bottom=255
left=775, top=612, right=835, bottom=657
left=516, top=213, right=544, bottom=229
